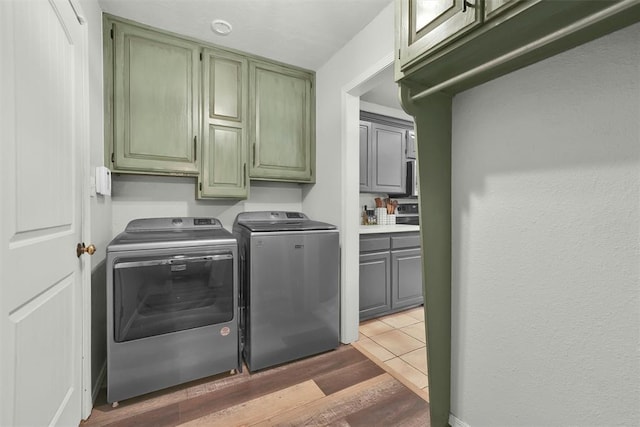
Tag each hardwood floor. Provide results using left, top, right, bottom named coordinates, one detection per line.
left=82, top=345, right=430, bottom=427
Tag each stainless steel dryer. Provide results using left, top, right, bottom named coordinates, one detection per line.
left=233, top=211, right=340, bottom=372
left=106, top=217, right=240, bottom=404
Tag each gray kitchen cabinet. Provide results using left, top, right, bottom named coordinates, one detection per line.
left=395, top=2, right=640, bottom=425
left=392, top=248, right=424, bottom=309
left=359, top=121, right=372, bottom=189
left=371, top=123, right=406, bottom=193
left=198, top=48, right=249, bottom=199
left=359, top=251, right=392, bottom=320
left=391, top=233, right=423, bottom=310
left=360, top=232, right=423, bottom=321
left=360, top=122, right=407, bottom=194
left=107, top=19, right=200, bottom=175
left=249, top=60, right=315, bottom=183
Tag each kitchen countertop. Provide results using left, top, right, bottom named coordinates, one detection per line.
left=359, top=224, right=420, bottom=234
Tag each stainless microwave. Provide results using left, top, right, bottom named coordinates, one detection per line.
left=389, top=159, right=418, bottom=198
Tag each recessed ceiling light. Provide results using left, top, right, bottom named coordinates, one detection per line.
left=211, top=19, right=232, bottom=36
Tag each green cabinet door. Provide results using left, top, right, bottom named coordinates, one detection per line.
left=397, top=0, right=482, bottom=73
left=111, top=21, right=199, bottom=175
left=249, top=61, right=315, bottom=182
left=199, top=49, right=248, bottom=198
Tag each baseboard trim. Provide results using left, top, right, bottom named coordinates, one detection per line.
left=92, top=360, right=106, bottom=403
left=449, top=413, right=470, bottom=427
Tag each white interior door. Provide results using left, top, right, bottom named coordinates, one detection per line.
left=0, top=0, right=88, bottom=425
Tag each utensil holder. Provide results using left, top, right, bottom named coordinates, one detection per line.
left=375, top=208, right=387, bottom=225
left=387, top=214, right=396, bottom=225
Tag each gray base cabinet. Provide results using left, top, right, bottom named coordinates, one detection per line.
left=398, top=0, right=481, bottom=72
left=396, top=2, right=640, bottom=426
left=359, top=251, right=391, bottom=319
left=359, top=232, right=423, bottom=321
left=392, top=248, right=423, bottom=309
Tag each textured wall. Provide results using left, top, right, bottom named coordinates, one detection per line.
left=451, top=23, right=640, bottom=425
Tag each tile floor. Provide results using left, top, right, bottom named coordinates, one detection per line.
left=353, top=306, right=429, bottom=401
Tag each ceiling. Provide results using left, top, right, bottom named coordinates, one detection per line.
left=360, top=65, right=402, bottom=110
left=98, top=0, right=400, bottom=111
left=98, top=0, right=392, bottom=71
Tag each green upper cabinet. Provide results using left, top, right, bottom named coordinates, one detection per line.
left=198, top=48, right=249, bottom=199
left=394, top=0, right=636, bottom=93
left=104, top=15, right=317, bottom=192
left=249, top=61, right=315, bottom=183
left=109, top=20, right=200, bottom=175
left=484, top=0, right=523, bottom=20
left=397, top=0, right=482, bottom=73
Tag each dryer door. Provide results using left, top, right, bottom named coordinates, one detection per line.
left=113, top=252, right=233, bottom=342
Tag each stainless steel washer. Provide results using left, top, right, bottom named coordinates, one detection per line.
left=233, top=211, right=340, bottom=372
left=106, top=217, right=240, bottom=404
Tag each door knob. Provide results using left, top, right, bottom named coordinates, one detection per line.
left=76, top=243, right=96, bottom=258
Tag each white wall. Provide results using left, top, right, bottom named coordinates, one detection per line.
left=360, top=100, right=413, bottom=122
left=82, top=0, right=111, bottom=268
left=78, top=0, right=110, bottom=400
left=304, top=3, right=395, bottom=226
left=451, top=22, right=640, bottom=426
left=111, top=176, right=302, bottom=233
left=306, top=2, right=395, bottom=342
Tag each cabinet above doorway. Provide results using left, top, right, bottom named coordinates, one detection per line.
left=395, top=0, right=640, bottom=95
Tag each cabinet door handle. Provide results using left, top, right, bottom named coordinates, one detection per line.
left=463, top=0, right=474, bottom=13
left=193, top=136, right=197, bottom=161
left=243, top=163, right=247, bottom=187
left=252, top=143, right=256, bottom=166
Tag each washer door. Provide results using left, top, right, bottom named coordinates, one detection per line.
left=112, top=252, right=233, bottom=342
